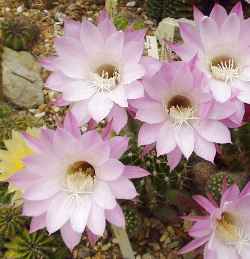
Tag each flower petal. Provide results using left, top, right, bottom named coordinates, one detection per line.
left=93, top=181, right=117, bottom=209
left=61, top=222, right=82, bottom=251
left=96, top=159, right=124, bottom=181
left=105, top=204, right=125, bottom=228
left=88, top=93, right=114, bottom=122
left=138, top=123, right=162, bottom=146
left=156, top=122, right=176, bottom=155
left=175, top=125, right=194, bottom=159
left=87, top=203, right=106, bottom=236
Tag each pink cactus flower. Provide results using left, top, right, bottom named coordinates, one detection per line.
left=132, top=61, right=233, bottom=169
left=9, top=113, right=149, bottom=250
left=173, top=3, right=250, bottom=104
left=179, top=182, right=250, bottom=259
left=41, top=11, right=146, bottom=133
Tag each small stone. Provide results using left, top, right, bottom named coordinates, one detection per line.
left=2, top=47, right=44, bottom=108
left=35, top=112, right=45, bottom=118
left=142, top=253, right=152, bottom=259
left=16, top=5, right=24, bottom=13
left=126, top=1, right=136, bottom=7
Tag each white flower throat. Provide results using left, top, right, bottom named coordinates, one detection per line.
left=210, top=56, right=240, bottom=84
left=164, top=95, right=198, bottom=128
left=93, top=64, right=121, bottom=93
left=63, top=161, right=96, bottom=195
left=216, top=212, right=250, bottom=255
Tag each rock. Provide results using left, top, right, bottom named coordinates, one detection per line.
left=2, top=47, right=44, bottom=108
left=127, top=1, right=136, bottom=7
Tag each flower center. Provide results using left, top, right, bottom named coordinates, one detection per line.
left=93, top=64, right=121, bottom=93
left=63, top=161, right=95, bottom=195
left=164, top=95, right=198, bottom=128
left=216, top=212, right=250, bottom=254
left=210, top=56, right=240, bottom=83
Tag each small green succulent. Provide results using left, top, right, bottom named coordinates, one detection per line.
left=5, top=229, right=57, bottom=259
left=124, top=206, right=141, bottom=238
left=0, top=206, right=26, bottom=238
left=0, top=183, right=15, bottom=205
left=1, top=18, right=39, bottom=51
left=207, top=172, right=234, bottom=201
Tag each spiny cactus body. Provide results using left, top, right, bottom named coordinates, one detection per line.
left=207, top=172, right=234, bottom=201
left=1, top=18, right=39, bottom=51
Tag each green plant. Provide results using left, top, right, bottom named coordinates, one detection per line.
left=124, top=206, right=141, bottom=238
left=1, top=18, right=39, bottom=51
left=5, top=229, right=57, bottom=259
left=114, top=16, right=129, bottom=30
left=147, top=0, right=205, bottom=23
left=0, top=206, right=26, bottom=238
left=206, top=172, right=234, bottom=201
left=0, top=183, right=15, bottom=205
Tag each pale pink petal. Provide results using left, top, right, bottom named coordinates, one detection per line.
left=221, top=14, right=240, bottom=43
left=230, top=2, right=243, bottom=19
left=40, top=56, right=58, bottom=71
left=109, top=86, right=128, bottom=107
left=71, top=100, right=91, bottom=125
left=64, top=19, right=81, bottom=38
left=93, top=181, right=117, bottom=209
left=46, top=72, right=71, bottom=92
left=105, top=31, right=124, bottom=59
left=98, top=12, right=116, bottom=39
left=83, top=141, right=110, bottom=167
left=208, top=101, right=237, bottom=120
left=96, top=159, right=124, bottom=181
left=194, top=120, right=231, bottom=144
left=105, top=204, right=125, bottom=228
left=193, top=195, right=217, bottom=214
left=108, top=105, right=128, bottom=133
left=47, top=193, right=73, bottom=234
left=125, top=81, right=144, bottom=100
left=156, top=122, right=176, bottom=155
left=87, top=203, right=106, bottom=236
left=175, top=125, right=194, bottom=159
left=30, top=214, right=46, bottom=233
left=63, top=112, right=81, bottom=138
left=193, top=6, right=205, bottom=24
left=80, top=20, right=104, bottom=54
left=122, top=63, right=145, bottom=85
left=209, top=80, right=232, bottom=103
left=200, top=17, right=219, bottom=49
left=123, top=166, right=150, bottom=179
left=88, top=93, right=114, bottom=122
left=138, top=123, right=162, bottom=146
left=109, top=177, right=137, bottom=200
left=24, top=178, right=60, bottom=201
left=61, top=221, right=82, bottom=251
left=86, top=228, right=99, bottom=246
left=23, top=199, right=51, bottom=217
left=70, top=195, right=91, bottom=233
left=189, top=219, right=211, bottom=238
left=179, top=22, right=202, bottom=50
left=178, top=236, right=209, bottom=254
left=136, top=103, right=165, bottom=124
left=109, top=136, right=129, bottom=159
left=167, top=148, right=182, bottom=171
left=221, top=184, right=240, bottom=206
left=210, top=4, right=227, bottom=27
left=140, top=56, right=161, bottom=79
left=194, top=134, right=216, bottom=163
left=237, top=89, right=250, bottom=104
left=122, top=40, right=144, bottom=64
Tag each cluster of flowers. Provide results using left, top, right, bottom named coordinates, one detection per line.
left=1, top=2, right=250, bottom=258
